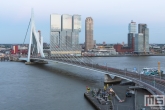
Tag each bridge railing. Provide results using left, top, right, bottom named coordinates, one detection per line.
left=53, top=57, right=165, bottom=93
left=23, top=55, right=165, bottom=94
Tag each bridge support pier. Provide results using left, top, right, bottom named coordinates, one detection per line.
left=104, top=74, right=122, bottom=84
left=25, top=61, right=48, bottom=65
left=25, top=62, right=36, bottom=65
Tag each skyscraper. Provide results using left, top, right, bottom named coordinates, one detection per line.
left=128, top=33, right=134, bottom=49
left=134, top=33, right=144, bottom=53
left=61, top=14, right=72, bottom=48
left=128, top=20, right=136, bottom=50
left=138, top=24, right=149, bottom=53
left=144, top=28, right=149, bottom=52
left=128, top=20, right=136, bottom=35
left=138, top=24, right=147, bottom=33
left=50, top=14, right=81, bottom=56
left=72, top=15, right=81, bottom=48
left=134, top=24, right=149, bottom=54
left=85, top=17, right=93, bottom=51
left=50, top=14, right=61, bottom=51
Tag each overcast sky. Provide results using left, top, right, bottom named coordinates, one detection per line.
left=0, top=0, right=165, bottom=44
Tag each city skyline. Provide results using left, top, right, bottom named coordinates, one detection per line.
left=0, top=0, right=165, bottom=44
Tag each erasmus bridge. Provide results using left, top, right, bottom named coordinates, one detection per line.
left=12, top=9, right=165, bottom=96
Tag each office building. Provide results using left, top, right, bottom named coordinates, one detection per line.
left=138, top=24, right=149, bottom=53
left=85, top=17, right=93, bottom=51
left=128, top=20, right=136, bottom=35
left=134, top=33, right=144, bottom=53
left=61, top=14, right=72, bottom=48
left=72, top=15, right=81, bottom=47
left=50, top=14, right=61, bottom=51
left=128, top=33, right=134, bottom=49
left=127, top=20, right=136, bottom=51
left=50, top=14, right=81, bottom=56
left=138, top=24, right=147, bottom=33
left=134, top=24, right=149, bottom=54
left=144, top=28, right=149, bottom=52
left=114, top=21, right=136, bottom=53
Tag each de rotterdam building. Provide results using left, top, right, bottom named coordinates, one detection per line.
left=50, top=14, right=81, bottom=56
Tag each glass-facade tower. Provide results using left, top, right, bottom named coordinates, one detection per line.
left=134, top=24, right=149, bottom=54
left=50, top=14, right=61, bottom=51
left=128, top=20, right=136, bottom=35
left=138, top=24, right=149, bottom=53
left=72, top=15, right=81, bottom=48
left=61, top=14, right=72, bottom=48
left=50, top=14, right=81, bottom=56
left=128, top=20, right=136, bottom=50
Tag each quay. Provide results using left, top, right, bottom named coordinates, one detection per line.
left=84, top=84, right=152, bottom=110
left=83, top=54, right=165, bottom=57
left=0, top=56, right=10, bottom=61
left=84, top=74, right=155, bottom=110
left=84, top=88, right=114, bottom=110
left=84, top=84, right=136, bottom=110
left=8, top=55, right=48, bottom=64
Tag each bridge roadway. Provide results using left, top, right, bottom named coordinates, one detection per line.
left=20, top=57, right=165, bottom=96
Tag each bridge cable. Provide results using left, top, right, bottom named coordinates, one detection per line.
left=23, top=18, right=31, bottom=45
left=20, top=18, right=31, bottom=55
left=50, top=34, right=86, bottom=66
left=50, top=34, right=90, bottom=66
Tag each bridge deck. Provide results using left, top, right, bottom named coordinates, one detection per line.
left=14, top=56, right=165, bottom=95
left=41, top=58, right=165, bottom=95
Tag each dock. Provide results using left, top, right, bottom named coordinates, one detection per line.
left=0, top=56, right=10, bottom=61
left=84, top=89, right=113, bottom=110
left=84, top=85, right=136, bottom=110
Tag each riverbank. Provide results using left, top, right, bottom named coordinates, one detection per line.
left=84, top=54, right=165, bottom=57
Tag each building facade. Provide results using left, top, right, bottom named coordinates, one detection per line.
left=128, top=20, right=136, bottom=35
left=128, top=33, right=134, bottom=49
left=50, top=14, right=81, bottom=56
left=85, top=17, right=93, bottom=51
left=50, top=14, right=61, bottom=51
left=136, top=24, right=149, bottom=53
left=134, top=33, right=144, bottom=53
left=138, top=24, right=147, bottom=33
left=72, top=15, right=81, bottom=48
left=128, top=21, right=136, bottom=51
left=144, top=28, right=149, bottom=52
left=61, top=14, right=72, bottom=48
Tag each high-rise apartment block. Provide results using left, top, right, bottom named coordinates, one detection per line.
left=85, top=17, right=93, bottom=51
left=50, top=14, right=81, bottom=56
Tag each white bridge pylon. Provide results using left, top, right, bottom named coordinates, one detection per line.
left=27, top=9, right=45, bottom=62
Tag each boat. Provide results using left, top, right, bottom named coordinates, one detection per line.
left=140, top=68, right=163, bottom=76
